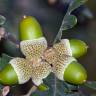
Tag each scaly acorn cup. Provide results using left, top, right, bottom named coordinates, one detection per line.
left=69, top=39, right=88, bottom=58
left=19, top=15, right=43, bottom=40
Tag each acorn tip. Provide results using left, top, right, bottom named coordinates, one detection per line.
left=23, top=15, right=27, bottom=19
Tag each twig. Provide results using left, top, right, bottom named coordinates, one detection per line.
left=53, top=75, right=57, bottom=96
left=53, top=16, right=65, bottom=44
left=22, top=86, right=37, bottom=96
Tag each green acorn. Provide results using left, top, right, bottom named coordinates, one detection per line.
left=38, top=84, right=49, bottom=91
left=0, top=58, right=51, bottom=90
left=0, top=64, right=18, bottom=85
left=69, top=39, right=88, bottom=58
left=53, top=39, right=88, bottom=58
left=52, top=55, right=87, bottom=85
left=19, top=15, right=43, bottom=40
left=64, top=61, right=87, bottom=84
left=0, top=58, right=31, bottom=85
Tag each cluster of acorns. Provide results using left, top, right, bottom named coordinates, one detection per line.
left=0, top=16, right=87, bottom=89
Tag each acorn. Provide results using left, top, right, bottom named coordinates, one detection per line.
left=0, top=57, right=51, bottom=87
left=53, top=39, right=88, bottom=58
left=52, top=55, right=87, bottom=85
left=0, top=64, right=18, bottom=85
left=38, top=83, right=49, bottom=91
left=44, top=46, right=87, bottom=85
left=69, top=39, right=88, bottom=58
left=19, top=15, right=43, bottom=41
left=64, top=61, right=87, bottom=84
left=0, top=58, right=31, bottom=85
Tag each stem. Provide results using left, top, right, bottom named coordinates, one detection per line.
left=53, top=16, right=65, bottom=44
left=53, top=13, right=69, bottom=44
left=53, top=2, right=72, bottom=44
left=53, top=75, right=57, bottom=96
left=53, top=29, right=62, bottom=44
left=22, top=85, right=37, bottom=96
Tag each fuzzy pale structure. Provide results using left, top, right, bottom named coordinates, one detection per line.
left=10, top=37, right=51, bottom=86
left=20, top=37, right=47, bottom=60
left=10, top=58, right=31, bottom=84
left=9, top=37, right=75, bottom=85
left=53, top=39, right=72, bottom=56
left=43, top=39, right=75, bottom=81
left=31, top=61, right=51, bottom=86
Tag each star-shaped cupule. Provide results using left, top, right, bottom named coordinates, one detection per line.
left=7, top=37, right=76, bottom=86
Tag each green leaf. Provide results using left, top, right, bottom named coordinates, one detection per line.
left=61, top=15, right=77, bottom=31
left=68, top=0, right=88, bottom=13
left=32, top=73, right=85, bottom=96
left=0, top=15, right=6, bottom=25
left=54, top=0, right=88, bottom=43
left=53, top=15, right=77, bottom=43
left=0, top=54, right=12, bottom=70
left=84, top=81, right=96, bottom=90
left=0, top=84, right=3, bottom=92
left=3, top=39, right=22, bottom=57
